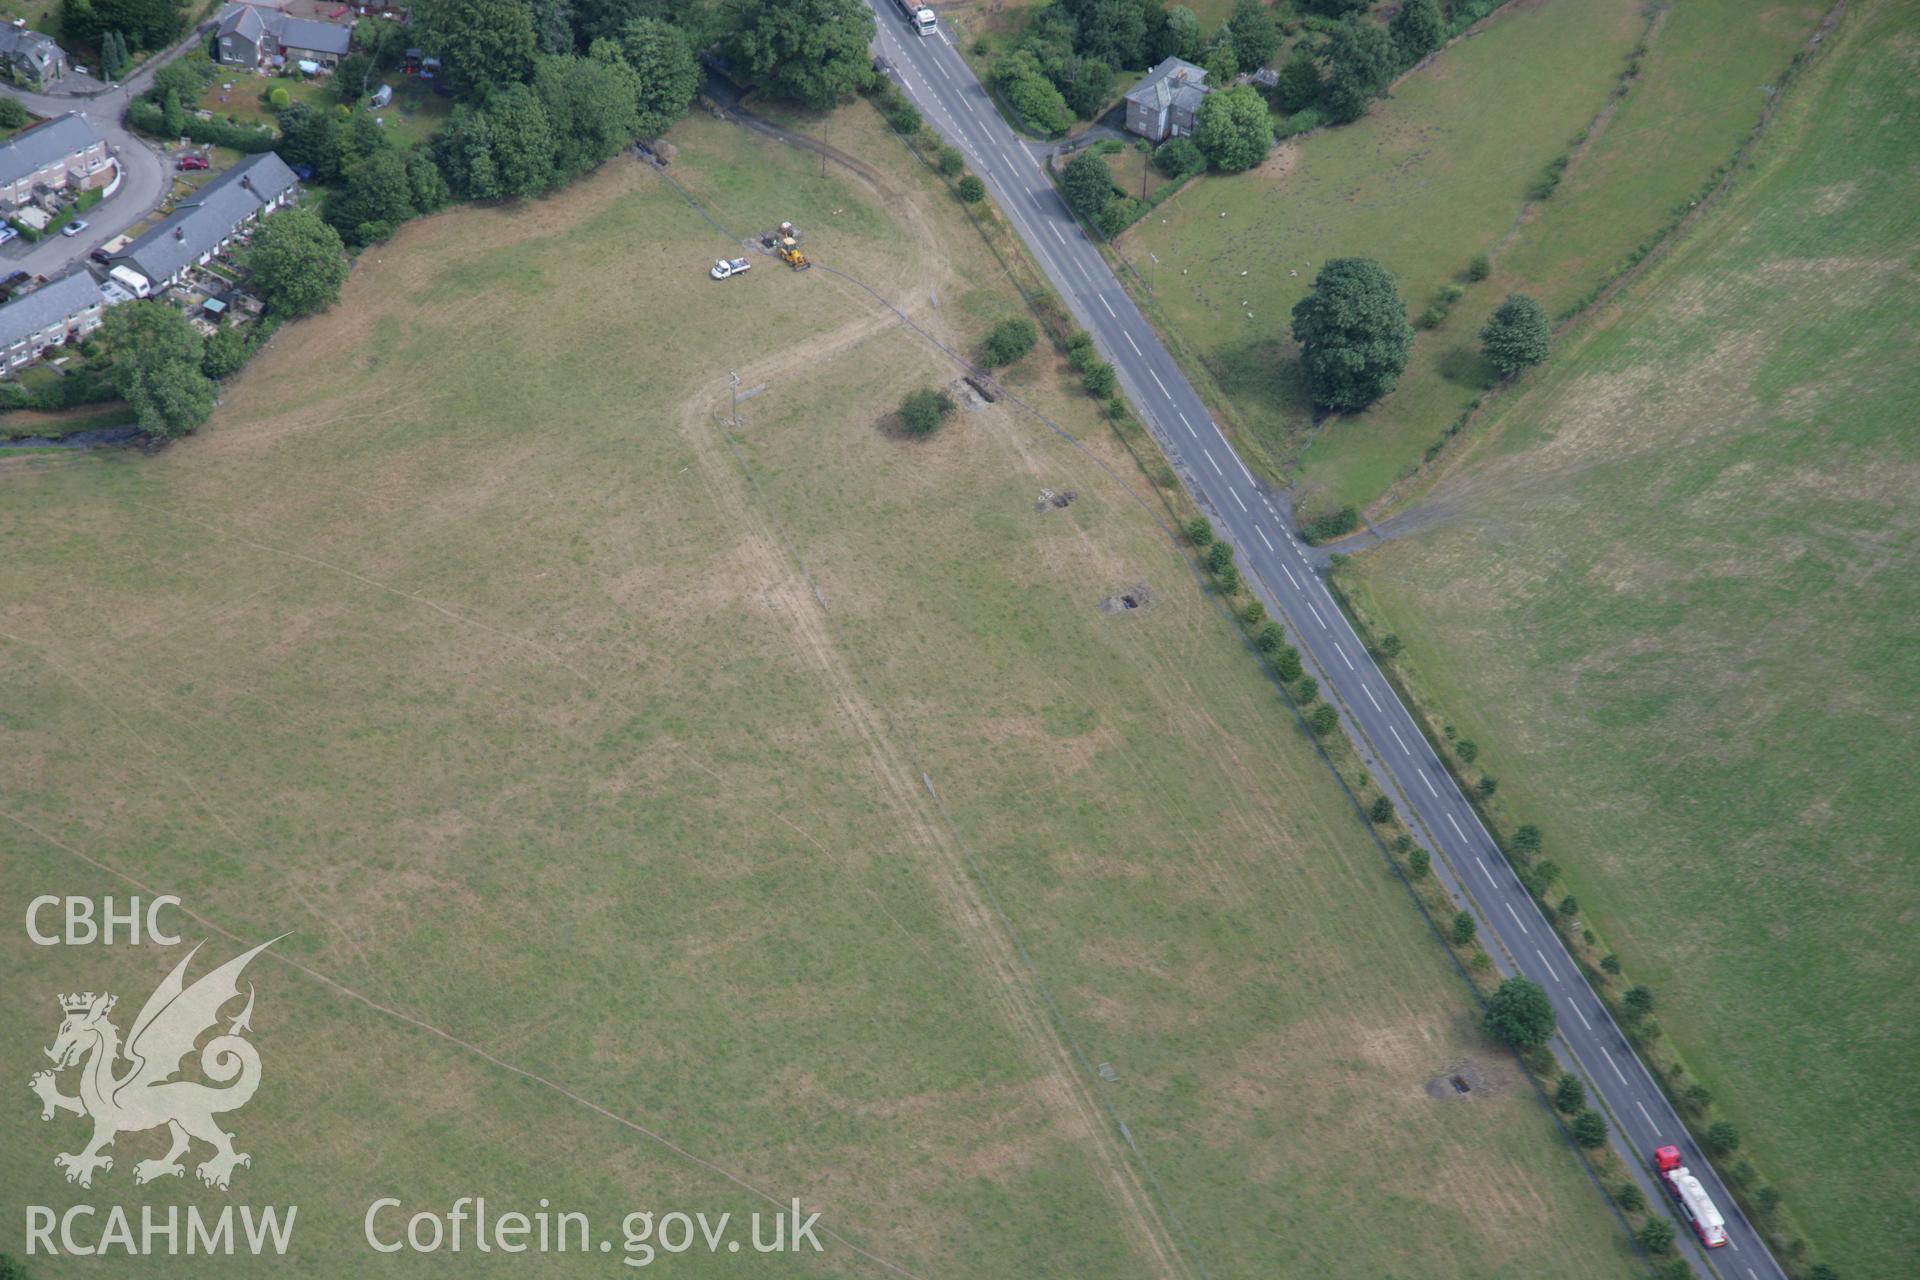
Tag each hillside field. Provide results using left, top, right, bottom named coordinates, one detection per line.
left=1339, top=3, right=1920, bottom=1275
left=1, top=107, right=1632, bottom=1275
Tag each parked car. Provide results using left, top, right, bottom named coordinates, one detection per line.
left=0, top=227, right=15, bottom=246
left=709, top=257, right=752, bottom=280
left=178, top=155, right=209, bottom=171
left=89, top=248, right=111, bottom=264
left=61, top=219, right=88, bottom=237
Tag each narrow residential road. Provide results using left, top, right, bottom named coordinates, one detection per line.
left=866, top=7, right=1780, bottom=1278
left=0, top=28, right=209, bottom=276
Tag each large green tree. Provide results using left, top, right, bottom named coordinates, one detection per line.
left=1318, top=15, right=1397, bottom=123
left=326, top=149, right=416, bottom=245
left=1390, top=0, right=1445, bottom=68
left=100, top=302, right=214, bottom=439
left=485, top=83, right=559, bottom=196
left=1479, top=293, right=1550, bottom=375
left=620, top=17, right=701, bottom=138
left=1226, top=0, right=1281, bottom=69
left=248, top=207, right=350, bottom=316
left=1193, top=84, right=1272, bottom=173
left=1289, top=257, right=1414, bottom=411
left=1482, top=977, right=1557, bottom=1051
left=1061, top=151, right=1115, bottom=222
left=534, top=48, right=642, bottom=178
left=412, top=0, right=537, bottom=99
left=1157, top=5, right=1202, bottom=62
left=723, top=0, right=875, bottom=110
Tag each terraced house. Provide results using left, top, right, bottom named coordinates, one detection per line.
left=0, top=268, right=105, bottom=372
left=110, top=152, right=298, bottom=294
left=0, top=113, right=108, bottom=209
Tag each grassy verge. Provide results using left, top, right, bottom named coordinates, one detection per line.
left=1333, top=3, right=1919, bottom=1274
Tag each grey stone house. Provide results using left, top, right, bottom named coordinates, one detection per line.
left=1124, top=57, right=1209, bottom=142
left=0, top=113, right=110, bottom=210
left=215, top=5, right=352, bottom=71
left=111, top=152, right=299, bottom=292
left=0, top=268, right=105, bottom=373
left=0, top=28, right=67, bottom=87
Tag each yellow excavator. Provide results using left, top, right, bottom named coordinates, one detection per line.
left=771, top=220, right=810, bottom=270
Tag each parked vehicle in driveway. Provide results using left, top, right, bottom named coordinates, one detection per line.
left=89, top=248, right=111, bottom=264
left=0, top=227, right=14, bottom=246
left=61, top=219, right=88, bottom=237
left=178, top=155, right=209, bottom=171
left=709, top=257, right=752, bottom=280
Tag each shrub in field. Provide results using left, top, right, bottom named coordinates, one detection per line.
left=956, top=175, right=985, bottom=203
left=899, top=387, right=954, bottom=435
left=1572, top=1109, right=1607, bottom=1148
left=1153, top=135, right=1205, bottom=179
left=1600, top=953, right=1622, bottom=976
left=1450, top=910, right=1476, bottom=946
left=1308, top=703, right=1340, bottom=735
left=1242, top=599, right=1265, bottom=626
left=1269, top=49, right=1322, bottom=113
left=1206, top=540, right=1234, bottom=574
left=1273, top=647, right=1303, bottom=681
left=1082, top=361, right=1117, bottom=397
left=1255, top=623, right=1285, bottom=653
left=1407, top=847, right=1429, bottom=878
left=1466, top=253, right=1492, bottom=282
left=1454, top=738, right=1478, bottom=762
left=981, top=317, right=1037, bottom=366
left=1554, top=1072, right=1584, bottom=1112
left=1390, top=0, right=1444, bottom=68
left=1624, top=986, right=1655, bottom=1019
left=1615, top=1183, right=1644, bottom=1213
left=936, top=146, right=964, bottom=176
left=1186, top=516, right=1213, bottom=546
left=1368, top=794, right=1394, bottom=823
left=1705, top=1121, right=1740, bottom=1154
left=1511, top=823, right=1542, bottom=854
left=1637, top=1218, right=1675, bottom=1254
left=1294, top=676, right=1317, bottom=704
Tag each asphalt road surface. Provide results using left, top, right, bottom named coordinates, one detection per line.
left=865, top=7, right=1781, bottom=1278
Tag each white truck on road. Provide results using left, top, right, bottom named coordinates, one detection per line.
left=892, top=0, right=937, bottom=36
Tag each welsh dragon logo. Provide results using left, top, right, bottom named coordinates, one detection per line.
left=29, top=938, right=280, bottom=1190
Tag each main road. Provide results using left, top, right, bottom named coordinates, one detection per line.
left=864, top=6, right=1779, bottom=1278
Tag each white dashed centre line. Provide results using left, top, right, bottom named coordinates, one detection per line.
left=1573, top=1004, right=1592, bottom=1031
left=1389, top=724, right=1411, bottom=754
left=1308, top=602, right=1327, bottom=628
left=1257, top=527, right=1273, bottom=551
left=1475, top=855, right=1492, bottom=880
left=1177, top=411, right=1197, bottom=437
left=1281, top=563, right=1301, bottom=589
left=1600, top=1047, right=1628, bottom=1085
left=1334, top=643, right=1354, bottom=670
left=1421, top=772, right=1437, bottom=797
left=1535, top=949, right=1560, bottom=983
left=1124, top=331, right=1142, bottom=356
left=1637, top=1101, right=1656, bottom=1134
left=1149, top=368, right=1171, bottom=397
left=1100, top=295, right=1116, bottom=318
left=1505, top=902, right=1529, bottom=935
left=1050, top=222, right=1066, bottom=244
left=1231, top=489, right=1247, bottom=512
left=1363, top=686, right=1381, bottom=711
left=1447, top=814, right=1466, bottom=842
left=1205, top=451, right=1222, bottom=476
left=1231, top=449, right=1255, bottom=483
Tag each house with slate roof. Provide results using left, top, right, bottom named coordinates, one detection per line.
left=0, top=27, right=68, bottom=87
left=215, top=4, right=353, bottom=71
left=110, top=152, right=299, bottom=293
left=0, top=268, right=105, bottom=372
left=0, top=113, right=109, bottom=209
left=1124, top=57, right=1210, bottom=143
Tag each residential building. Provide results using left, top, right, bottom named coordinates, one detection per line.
left=1124, top=57, right=1209, bottom=142
left=0, top=113, right=110, bottom=209
left=0, top=27, right=67, bottom=87
left=111, top=152, right=299, bottom=292
left=215, top=4, right=353, bottom=70
left=0, top=268, right=105, bottom=372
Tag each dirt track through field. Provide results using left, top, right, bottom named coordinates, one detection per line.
left=663, top=140, right=1191, bottom=1276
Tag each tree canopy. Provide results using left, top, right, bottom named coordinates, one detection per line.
left=412, top=0, right=538, bottom=99
left=1319, top=15, right=1397, bottom=124
left=100, top=302, right=215, bottom=439
left=248, top=208, right=350, bottom=318
left=1390, top=0, right=1445, bottom=67
left=535, top=48, right=642, bottom=178
left=724, top=0, right=875, bottom=110
left=1226, top=0, right=1281, bottom=70
left=1193, top=85, right=1272, bottom=173
left=621, top=17, right=701, bottom=138
left=1482, top=977, right=1557, bottom=1051
left=1289, top=257, right=1414, bottom=411
left=1062, top=151, right=1115, bottom=222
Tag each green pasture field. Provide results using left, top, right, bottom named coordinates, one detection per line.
left=1, top=106, right=1632, bottom=1276
left=1116, top=0, right=1829, bottom=517
left=1338, top=3, right=1919, bottom=1274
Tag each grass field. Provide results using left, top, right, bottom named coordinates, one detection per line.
left=1116, top=0, right=1831, bottom=516
left=1338, top=3, right=1920, bottom=1274
left=2, top=104, right=1633, bottom=1276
